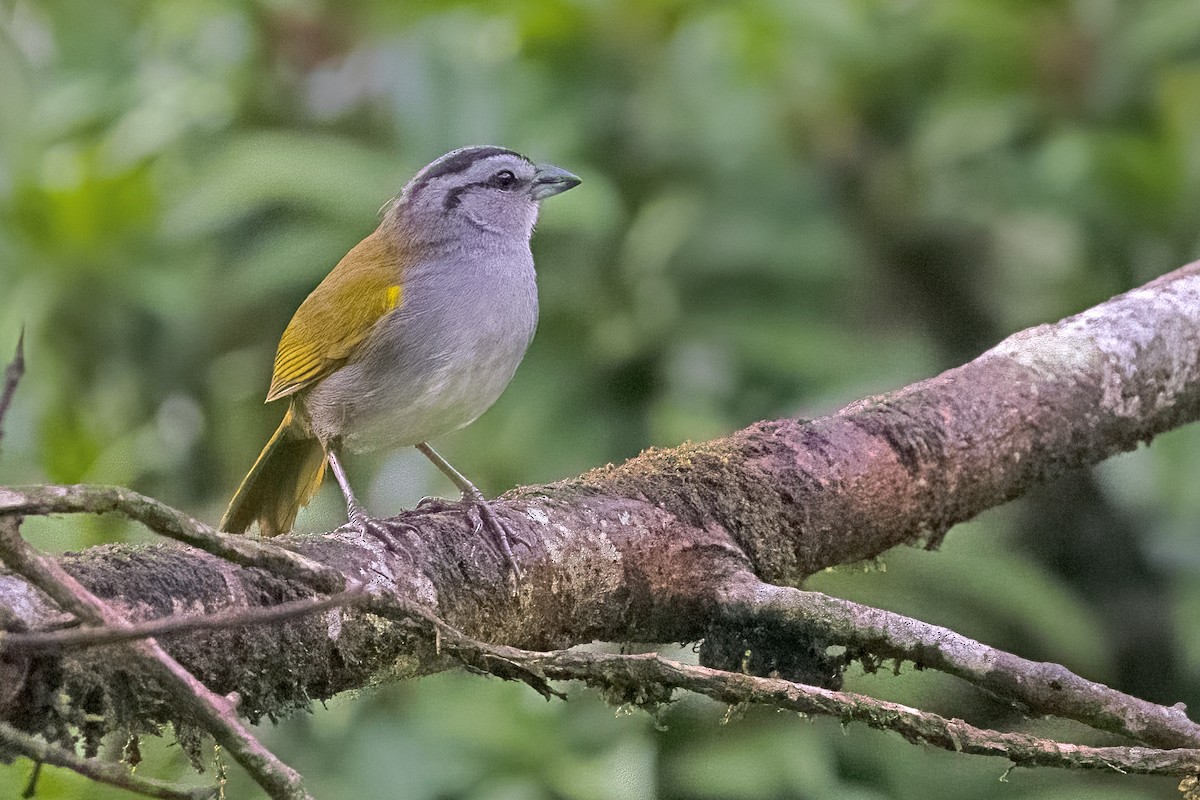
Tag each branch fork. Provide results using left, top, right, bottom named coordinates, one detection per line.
left=2, top=263, right=1200, bottom=794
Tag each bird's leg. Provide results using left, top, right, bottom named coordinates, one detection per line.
left=414, top=442, right=527, bottom=576
left=327, top=448, right=413, bottom=553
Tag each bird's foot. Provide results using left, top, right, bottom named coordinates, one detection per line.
left=346, top=504, right=416, bottom=554
left=460, top=490, right=529, bottom=579
left=409, top=493, right=527, bottom=578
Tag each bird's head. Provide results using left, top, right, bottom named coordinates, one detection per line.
left=390, top=146, right=580, bottom=243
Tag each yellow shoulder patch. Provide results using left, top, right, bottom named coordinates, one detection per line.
left=265, top=230, right=411, bottom=402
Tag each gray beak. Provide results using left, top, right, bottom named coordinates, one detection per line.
left=530, top=163, right=581, bottom=200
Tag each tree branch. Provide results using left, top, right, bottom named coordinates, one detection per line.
left=347, top=601, right=1200, bottom=776
left=0, top=517, right=313, bottom=800
left=0, top=484, right=346, bottom=593
left=564, top=261, right=1200, bottom=584
left=0, top=586, right=367, bottom=654
left=501, top=648, right=1200, bottom=776
left=1, top=262, right=1199, bottom=785
left=0, top=721, right=216, bottom=800
left=716, top=575, right=1200, bottom=748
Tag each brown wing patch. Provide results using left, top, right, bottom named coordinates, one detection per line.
left=266, top=229, right=408, bottom=402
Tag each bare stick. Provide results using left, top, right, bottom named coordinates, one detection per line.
left=0, top=484, right=345, bottom=593
left=1, top=586, right=367, bottom=654
left=0, top=721, right=216, bottom=800
left=365, top=602, right=1200, bottom=778
left=720, top=577, right=1200, bottom=749
left=0, top=329, right=25, bottom=451
left=517, top=648, right=1200, bottom=777
left=0, top=517, right=313, bottom=800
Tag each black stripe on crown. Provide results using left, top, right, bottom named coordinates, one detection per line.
left=408, top=146, right=528, bottom=197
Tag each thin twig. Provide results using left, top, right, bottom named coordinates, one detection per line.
left=0, top=328, right=25, bottom=451
left=365, top=600, right=1200, bottom=777
left=397, top=613, right=1200, bottom=779
left=0, top=483, right=345, bottom=593
left=1, top=586, right=367, bottom=654
left=514, top=648, right=1200, bottom=776
left=720, top=577, right=1200, bottom=749
left=0, top=720, right=216, bottom=800
left=0, top=517, right=313, bottom=800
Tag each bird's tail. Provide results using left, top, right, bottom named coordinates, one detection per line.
left=220, top=404, right=326, bottom=537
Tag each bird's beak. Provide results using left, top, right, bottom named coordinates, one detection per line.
left=530, top=163, right=581, bottom=200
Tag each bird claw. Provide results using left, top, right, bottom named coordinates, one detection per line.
left=413, top=495, right=459, bottom=515
left=463, top=503, right=486, bottom=539
left=347, top=506, right=415, bottom=554
left=405, top=493, right=527, bottom=578
left=462, top=496, right=526, bottom=579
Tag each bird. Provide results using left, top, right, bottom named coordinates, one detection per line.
left=220, top=145, right=580, bottom=570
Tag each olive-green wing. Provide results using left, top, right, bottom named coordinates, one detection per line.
left=266, top=230, right=407, bottom=402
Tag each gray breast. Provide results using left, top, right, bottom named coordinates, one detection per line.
left=303, top=245, right=539, bottom=452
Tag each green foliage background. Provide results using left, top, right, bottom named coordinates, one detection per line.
left=2, top=0, right=1200, bottom=797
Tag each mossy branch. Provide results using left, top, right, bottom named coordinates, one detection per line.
left=1, top=262, right=1199, bottom=791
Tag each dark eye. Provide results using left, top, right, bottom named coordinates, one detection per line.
left=490, top=169, right=517, bottom=189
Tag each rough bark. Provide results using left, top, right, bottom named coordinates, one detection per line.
left=1, top=261, right=1199, bottom=765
